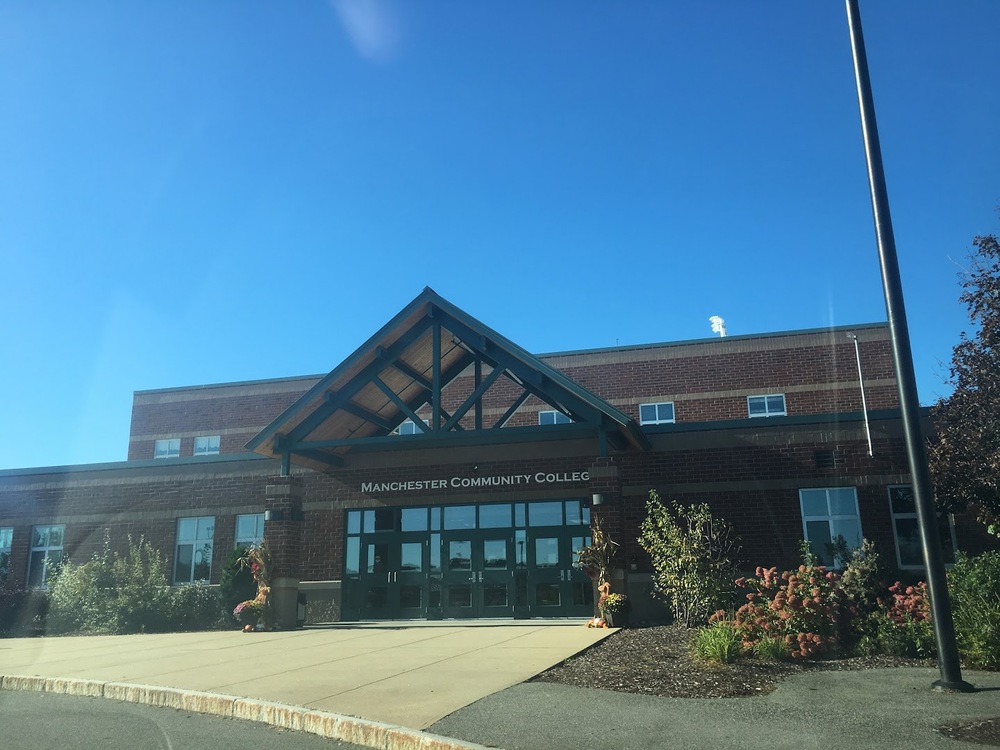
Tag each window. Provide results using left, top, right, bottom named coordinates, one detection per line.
left=799, top=488, right=862, bottom=569
left=194, top=435, right=220, bottom=456
left=538, top=410, right=572, bottom=425
left=174, top=517, right=214, bottom=583
left=639, top=402, right=675, bottom=425
left=748, top=394, right=786, bottom=418
left=888, top=486, right=957, bottom=569
left=394, top=419, right=427, bottom=435
left=27, top=525, right=64, bottom=588
left=0, top=527, right=12, bottom=584
left=235, top=513, right=264, bottom=548
left=154, top=438, right=180, bottom=459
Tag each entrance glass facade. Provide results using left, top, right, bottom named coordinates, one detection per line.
left=342, top=500, right=595, bottom=619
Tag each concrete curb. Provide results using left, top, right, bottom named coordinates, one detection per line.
left=0, top=674, right=495, bottom=750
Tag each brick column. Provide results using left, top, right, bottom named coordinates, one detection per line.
left=264, top=476, right=303, bottom=629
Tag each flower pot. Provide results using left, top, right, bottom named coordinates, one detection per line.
left=605, top=610, right=629, bottom=628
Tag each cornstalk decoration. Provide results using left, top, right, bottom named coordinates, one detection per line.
left=575, top=515, right=618, bottom=587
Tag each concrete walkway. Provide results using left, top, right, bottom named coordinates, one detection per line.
left=4, top=623, right=999, bottom=750
left=0, top=621, right=613, bottom=730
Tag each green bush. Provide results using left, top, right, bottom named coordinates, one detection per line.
left=48, top=535, right=172, bottom=634
left=0, top=589, right=49, bottom=637
left=167, top=583, right=227, bottom=631
left=639, top=490, right=740, bottom=627
left=949, top=551, right=1000, bottom=669
left=691, top=621, right=743, bottom=664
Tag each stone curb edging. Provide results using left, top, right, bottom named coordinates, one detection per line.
left=0, top=674, right=495, bottom=750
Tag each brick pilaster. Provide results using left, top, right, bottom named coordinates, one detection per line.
left=264, top=476, right=303, bottom=628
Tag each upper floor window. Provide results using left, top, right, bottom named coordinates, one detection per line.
left=888, top=485, right=957, bottom=569
left=174, top=516, right=214, bottom=584
left=0, top=527, right=12, bottom=584
left=394, top=419, right=427, bottom=436
left=639, top=402, right=675, bottom=425
left=799, top=487, right=861, bottom=569
left=235, top=513, right=265, bottom=548
left=194, top=435, right=221, bottom=456
left=538, top=410, right=572, bottom=425
left=154, top=438, right=181, bottom=459
left=27, top=525, right=64, bottom=588
left=748, top=394, right=786, bottom=418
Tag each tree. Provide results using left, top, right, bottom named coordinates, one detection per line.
left=928, top=227, right=1000, bottom=535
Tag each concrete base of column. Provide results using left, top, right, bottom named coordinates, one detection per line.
left=270, top=576, right=301, bottom=629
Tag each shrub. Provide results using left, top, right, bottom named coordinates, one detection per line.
left=725, top=560, right=852, bottom=659
left=851, top=580, right=935, bottom=658
left=0, top=588, right=49, bottom=637
left=639, top=490, right=740, bottom=627
left=167, top=583, right=227, bottom=631
left=48, top=535, right=172, bottom=634
left=949, top=551, right=1000, bottom=669
left=692, top=621, right=743, bottom=664
left=839, top=539, right=887, bottom=617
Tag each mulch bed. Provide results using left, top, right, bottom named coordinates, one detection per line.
left=533, top=625, right=999, bottom=746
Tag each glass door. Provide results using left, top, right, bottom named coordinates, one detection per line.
left=441, top=532, right=477, bottom=618
left=480, top=533, right=514, bottom=617
left=358, top=534, right=428, bottom=619
left=528, top=532, right=565, bottom=614
left=440, top=530, right=515, bottom=618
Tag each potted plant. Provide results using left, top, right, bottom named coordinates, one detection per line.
left=233, top=600, right=263, bottom=631
left=602, top=592, right=630, bottom=628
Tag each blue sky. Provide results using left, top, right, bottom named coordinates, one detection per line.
left=1, top=1, right=998, bottom=471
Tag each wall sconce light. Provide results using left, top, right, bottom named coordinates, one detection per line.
left=264, top=509, right=284, bottom=522
left=591, top=493, right=604, bottom=506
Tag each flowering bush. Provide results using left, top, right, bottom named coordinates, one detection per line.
left=717, top=562, right=853, bottom=659
left=858, top=580, right=935, bottom=659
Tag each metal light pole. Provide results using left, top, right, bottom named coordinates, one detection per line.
left=845, top=0, right=972, bottom=692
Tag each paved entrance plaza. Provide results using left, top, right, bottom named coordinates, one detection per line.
left=3, top=622, right=1000, bottom=750
left=0, top=620, right=611, bottom=729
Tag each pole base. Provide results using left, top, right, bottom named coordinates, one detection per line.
left=932, top=678, right=976, bottom=693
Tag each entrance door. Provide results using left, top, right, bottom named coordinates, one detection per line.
left=358, top=534, right=428, bottom=619
left=440, top=531, right=515, bottom=618
left=344, top=500, right=593, bottom=620
left=523, top=531, right=594, bottom=617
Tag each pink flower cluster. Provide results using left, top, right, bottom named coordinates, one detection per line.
left=717, top=564, right=852, bottom=659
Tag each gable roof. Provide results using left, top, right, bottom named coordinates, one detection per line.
left=246, top=288, right=649, bottom=472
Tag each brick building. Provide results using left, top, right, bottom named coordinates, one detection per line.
left=0, top=288, right=986, bottom=624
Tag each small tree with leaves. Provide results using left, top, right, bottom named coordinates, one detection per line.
left=639, top=490, right=740, bottom=627
left=928, top=227, right=1000, bottom=535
